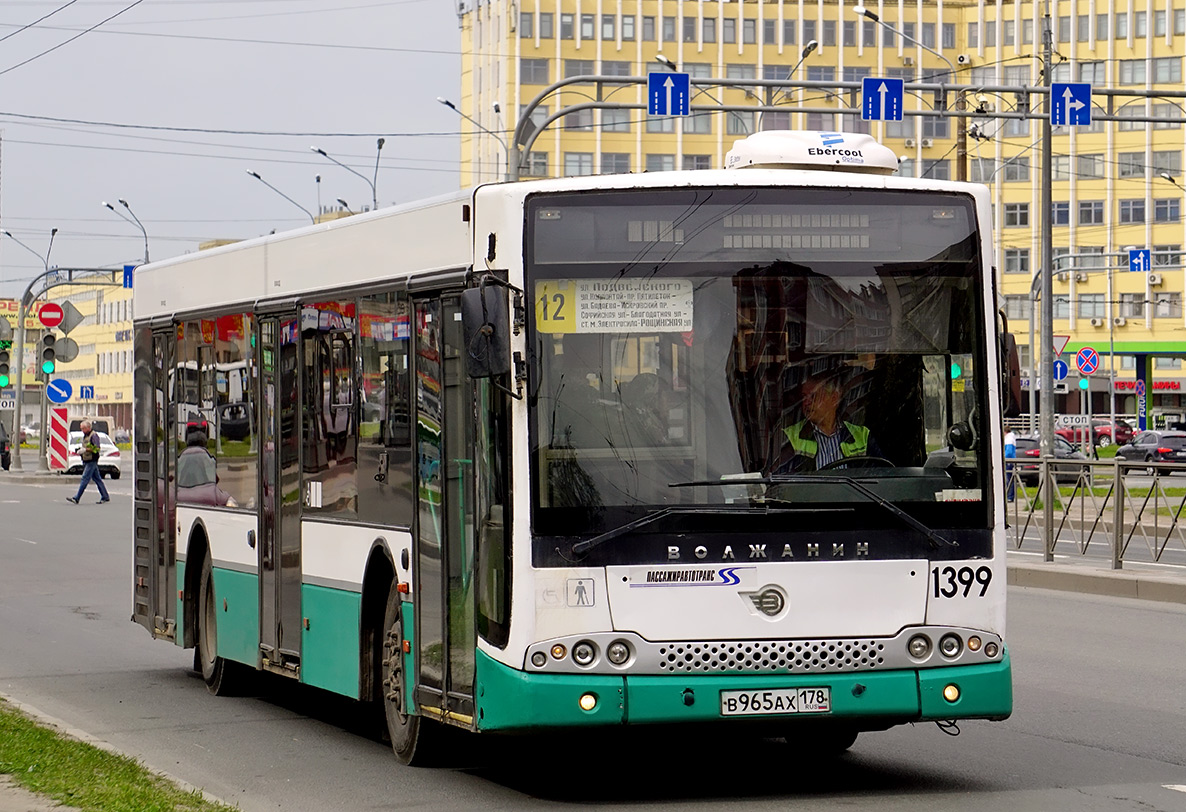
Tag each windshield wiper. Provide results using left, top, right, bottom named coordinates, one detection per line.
left=570, top=504, right=811, bottom=558
left=669, top=476, right=958, bottom=550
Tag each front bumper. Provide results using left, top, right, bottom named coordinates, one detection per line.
left=474, top=648, right=1012, bottom=731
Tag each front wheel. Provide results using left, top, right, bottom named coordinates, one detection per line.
left=1145, top=455, right=1156, bottom=476
left=382, top=583, right=436, bottom=765
left=1097, top=435, right=1112, bottom=448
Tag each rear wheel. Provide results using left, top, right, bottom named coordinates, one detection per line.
left=1145, top=454, right=1156, bottom=476
left=382, top=583, right=436, bottom=765
left=1097, top=435, right=1112, bottom=448
left=197, top=553, right=246, bottom=695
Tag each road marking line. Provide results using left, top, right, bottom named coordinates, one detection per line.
left=1164, top=785, right=1186, bottom=793
left=14, top=538, right=37, bottom=545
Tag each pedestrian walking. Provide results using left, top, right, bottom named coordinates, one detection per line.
left=66, top=420, right=110, bottom=505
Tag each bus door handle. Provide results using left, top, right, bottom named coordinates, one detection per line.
left=247, top=529, right=256, bottom=549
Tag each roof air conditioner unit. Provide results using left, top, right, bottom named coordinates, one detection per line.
left=1089, top=317, right=1104, bottom=327
left=1075, top=272, right=1088, bottom=282
left=1056, top=272, right=1070, bottom=282
left=1113, top=316, right=1127, bottom=326
left=902, top=56, right=915, bottom=66
left=920, top=138, right=934, bottom=148
left=904, top=138, right=917, bottom=148
left=1149, top=272, right=1163, bottom=285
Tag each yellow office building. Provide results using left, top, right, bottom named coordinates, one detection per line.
left=458, top=0, right=1186, bottom=424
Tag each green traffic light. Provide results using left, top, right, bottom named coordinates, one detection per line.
left=41, top=360, right=55, bottom=374
left=0, top=374, right=8, bottom=388
left=1078, top=378, right=1089, bottom=390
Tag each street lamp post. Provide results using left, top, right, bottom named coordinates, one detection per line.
left=245, top=170, right=316, bottom=224
left=852, top=4, right=968, bottom=181
left=311, top=142, right=384, bottom=211
left=336, top=198, right=355, bottom=215
left=102, top=200, right=149, bottom=265
left=437, top=97, right=511, bottom=182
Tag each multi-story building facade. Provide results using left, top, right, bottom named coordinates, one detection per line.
left=457, top=0, right=1186, bottom=425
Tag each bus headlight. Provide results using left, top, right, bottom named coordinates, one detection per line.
left=572, top=641, right=596, bottom=666
left=531, top=652, right=546, bottom=668
left=606, top=641, right=630, bottom=665
left=984, top=642, right=1000, bottom=658
left=907, top=634, right=932, bottom=659
left=939, top=634, right=962, bottom=658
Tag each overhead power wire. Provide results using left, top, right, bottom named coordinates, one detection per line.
left=0, top=0, right=147, bottom=79
left=0, top=0, right=82, bottom=46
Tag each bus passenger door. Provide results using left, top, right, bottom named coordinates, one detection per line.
left=258, top=314, right=303, bottom=672
left=133, top=328, right=178, bottom=640
left=412, top=294, right=477, bottom=725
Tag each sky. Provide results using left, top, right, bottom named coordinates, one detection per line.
left=0, top=0, right=462, bottom=299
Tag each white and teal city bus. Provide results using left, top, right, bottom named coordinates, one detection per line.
left=132, top=130, right=1017, bottom=765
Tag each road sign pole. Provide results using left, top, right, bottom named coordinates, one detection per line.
left=37, top=376, right=48, bottom=471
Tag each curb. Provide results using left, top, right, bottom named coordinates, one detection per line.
left=1007, top=561, right=1186, bottom=604
left=0, top=691, right=232, bottom=809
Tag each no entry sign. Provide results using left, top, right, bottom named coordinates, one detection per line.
left=38, top=303, right=64, bottom=328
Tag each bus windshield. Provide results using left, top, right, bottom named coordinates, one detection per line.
left=526, top=187, right=991, bottom=563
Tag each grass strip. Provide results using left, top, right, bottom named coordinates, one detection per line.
left=0, top=699, right=235, bottom=812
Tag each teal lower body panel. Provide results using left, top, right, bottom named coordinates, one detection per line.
left=175, top=560, right=186, bottom=647
left=474, top=649, right=1012, bottom=731
left=211, top=567, right=259, bottom=668
left=300, top=584, right=361, bottom=698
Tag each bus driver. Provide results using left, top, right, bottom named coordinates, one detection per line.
left=773, top=372, right=883, bottom=474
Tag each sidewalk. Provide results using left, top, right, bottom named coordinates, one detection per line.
left=0, top=778, right=61, bottom=812
left=1007, top=551, right=1186, bottom=603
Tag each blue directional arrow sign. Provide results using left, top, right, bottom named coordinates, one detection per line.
left=1052, top=359, right=1069, bottom=381
left=79, top=385, right=94, bottom=400
left=861, top=77, right=904, bottom=121
left=1129, top=248, right=1152, bottom=273
left=1051, top=82, right=1092, bottom=126
left=46, top=378, right=72, bottom=404
left=647, top=71, right=690, bottom=116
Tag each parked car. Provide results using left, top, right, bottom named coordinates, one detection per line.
left=1055, top=419, right=1134, bottom=448
left=1114, top=430, right=1186, bottom=474
left=217, top=402, right=252, bottom=442
left=1013, top=434, right=1089, bottom=486
left=21, top=424, right=37, bottom=442
left=54, top=430, right=122, bottom=479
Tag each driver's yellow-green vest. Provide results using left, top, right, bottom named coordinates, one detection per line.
left=784, top=420, right=871, bottom=463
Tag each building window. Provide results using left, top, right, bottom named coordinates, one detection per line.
left=763, top=20, right=776, bottom=45
left=1155, top=357, right=1182, bottom=369
left=539, top=13, right=553, bottom=37
left=761, top=112, right=790, bottom=130
left=521, top=59, right=549, bottom=84
left=896, top=159, right=915, bottom=177
left=563, top=152, right=593, bottom=176
left=1153, top=103, right=1182, bottom=130
left=1096, top=13, right=1108, bottom=39
left=601, top=153, right=630, bottom=174
left=601, top=60, right=632, bottom=77
left=1004, top=203, right=1029, bottom=227
left=663, top=16, right=675, bottom=41
left=920, top=160, right=950, bottom=180
left=1119, top=199, right=1145, bottom=223
left=1154, top=150, right=1181, bottom=175
left=601, top=15, right=615, bottom=40
left=702, top=18, right=716, bottom=43
left=602, top=109, right=631, bottom=132
left=1004, top=294, right=1030, bottom=321
left=822, top=20, right=836, bottom=46
left=683, top=16, right=696, bottom=42
left=1120, top=293, right=1144, bottom=318
left=1078, top=62, right=1106, bottom=83
left=723, top=18, right=736, bottom=44
left=1079, top=201, right=1105, bottom=225
left=1004, top=156, right=1030, bottom=182
left=1155, top=199, right=1181, bottom=222
left=1118, top=59, right=1145, bottom=84
left=1078, top=154, right=1105, bottom=178
left=727, top=112, right=754, bottom=135
left=1135, top=11, right=1148, bottom=37
left=843, top=20, right=856, bottom=46
left=922, top=22, right=936, bottom=47
left=1078, top=294, right=1105, bottom=319
left=560, top=13, right=573, bottom=39
left=804, top=20, right=817, bottom=43
left=1155, top=292, right=1183, bottom=318
left=967, top=22, right=979, bottom=48
left=1116, top=12, right=1129, bottom=38
left=563, top=108, right=593, bottom=131
left=523, top=152, right=548, bottom=177
left=1004, top=248, right=1030, bottom=274
left=1118, top=153, right=1144, bottom=178
left=1153, top=245, right=1182, bottom=265
left=520, top=13, right=533, bottom=38
left=943, top=22, right=956, bottom=48
left=1078, top=14, right=1091, bottom=41
left=642, top=16, right=655, bottom=41
left=1053, top=296, right=1070, bottom=319
left=683, top=111, right=712, bottom=134
left=683, top=155, right=711, bottom=171
left=565, top=59, right=594, bottom=78
left=580, top=14, right=595, bottom=39
left=645, top=154, right=675, bottom=172
left=1051, top=155, right=1069, bottom=181
left=646, top=115, right=675, bottom=133
left=783, top=20, right=796, bottom=45
left=726, top=63, right=756, bottom=80
left=1153, top=57, right=1182, bottom=83
left=743, top=19, right=756, bottom=44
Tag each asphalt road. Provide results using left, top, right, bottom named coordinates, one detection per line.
left=2, top=477, right=1186, bottom=811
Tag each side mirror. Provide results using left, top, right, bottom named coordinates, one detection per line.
left=461, top=283, right=512, bottom=378
left=948, top=421, right=976, bottom=451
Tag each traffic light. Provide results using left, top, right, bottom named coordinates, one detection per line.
left=0, top=343, right=9, bottom=388
left=40, top=332, right=56, bottom=375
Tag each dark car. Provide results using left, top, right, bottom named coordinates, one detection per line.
left=1114, top=430, right=1186, bottom=474
left=0, top=421, right=10, bottom=471
left=1014, top=434, right=1089, bottom=486
left=1055, top=419, right=1135, bottom=448
left=217, top=402, right=252, bottom=442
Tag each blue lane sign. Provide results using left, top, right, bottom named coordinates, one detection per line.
left=46, top=378, right=72, bottom=404
left=79, top=385, right=94, bottom=400
left=861, top=77, right=904, bottom=121
left=1129, top=248, right=1151, bottom=273
left=1075, top=347, right=1099, bottom=375
left=1051, top=82, right=1092, bottom=126
left=1053, top=359, right=1069, bottom=381
left=647, top=71, right=690, bottom=116
left=123, top=264, right=135, bottom=289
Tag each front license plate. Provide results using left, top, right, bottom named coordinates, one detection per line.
left=719, top=687, right=831, bottom=716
